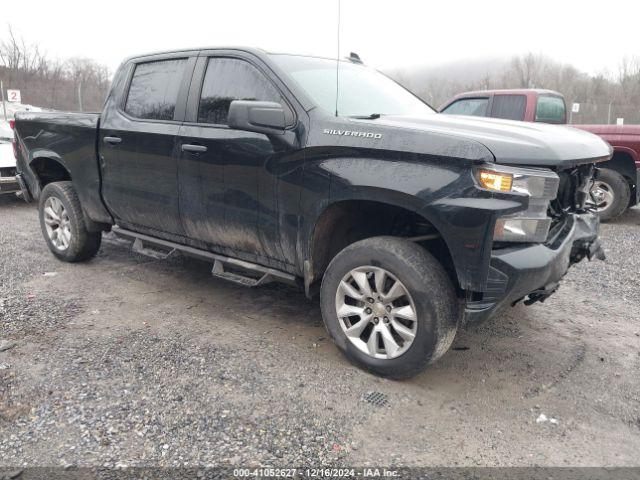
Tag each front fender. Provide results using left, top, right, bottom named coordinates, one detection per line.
left=300, top=153, right=526, bottom=292
left=612, top=146, right=639, bottom=166
left=606, top=146, right=640, bottom=174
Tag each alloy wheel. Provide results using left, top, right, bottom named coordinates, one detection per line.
left=588, top=180, right=615, bottom=213
left=43, top=197, right=72, bottom=251
left=335, top=266, right=418, bottom=360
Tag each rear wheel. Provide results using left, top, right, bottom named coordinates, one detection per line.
left=589, top=168, right=630, bottom=221
left=320, top=236, right=460, bottom=379
left=39, top=181, right=101, bottom=262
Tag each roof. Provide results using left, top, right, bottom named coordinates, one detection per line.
left=112, top=47, right=368, bottom=115
left=454, top=88, right=564, bottom=97
left=120, top=46, right=351, bottom=65
left=120, top=46, right=266, bottom=63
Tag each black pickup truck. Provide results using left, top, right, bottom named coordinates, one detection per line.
left=13, top=48, right=610, bottom=378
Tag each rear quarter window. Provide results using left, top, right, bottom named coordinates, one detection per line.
left=490, top=94, right=526, bottom=121
left=124, top=59, right=187, bottom=121
left=535, top=95, right=566, bottom=123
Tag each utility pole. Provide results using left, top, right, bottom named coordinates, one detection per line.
left=607, top=102, right=612, bottom=125
left=77, top=81, right=83, bottom=112
left=1, top=80, right=7, bottom=121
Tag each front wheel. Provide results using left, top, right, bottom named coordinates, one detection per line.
left=589, top=168, right=630, bottom=221
left=320, top=236, right=460, bottom=379
left=39, top=181, right=102, bottom=262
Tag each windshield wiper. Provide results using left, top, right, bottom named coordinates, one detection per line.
left=349, top=113, right=382, bottom=120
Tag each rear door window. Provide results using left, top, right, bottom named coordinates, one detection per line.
left=124, top=59, right=187, bottom=121
left=490, top=94, right=526, bottom=121
left=441, top=98, right=489, bottom=117
left=535, top=95, right=566, bottom=123
left=198, top=57, right=284, bottom=125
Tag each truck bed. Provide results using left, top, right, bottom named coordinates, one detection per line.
left=14, top=111, right=112, bottom=225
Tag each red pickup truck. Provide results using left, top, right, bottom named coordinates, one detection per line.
left=440, top=89, right=640, bottom=220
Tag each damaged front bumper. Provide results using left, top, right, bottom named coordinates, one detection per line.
left=464, top=212, right=603, bottom=324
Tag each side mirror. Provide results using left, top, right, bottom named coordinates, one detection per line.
left=228, top=100, right=287, bottom=135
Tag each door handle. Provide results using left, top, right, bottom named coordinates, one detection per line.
left=181, top=144, right=207, bottom=153
left=103, top=136, right=122, bottom=145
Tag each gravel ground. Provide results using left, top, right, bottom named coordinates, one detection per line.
left=1, top=194, right=639, bottom=468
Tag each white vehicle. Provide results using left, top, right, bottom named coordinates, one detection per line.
left=0, top=120, right=19, bottom=195
left=1, top=105, right=43, bottom=196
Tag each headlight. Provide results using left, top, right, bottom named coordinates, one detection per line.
left=478, top=170, right=513, bottom=192
left=477, top=165, right=560, bottom=243
left=477, top=166, right=559, bottom=199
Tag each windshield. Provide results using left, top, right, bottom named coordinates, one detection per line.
left=270, top=54, right=435, bottom=117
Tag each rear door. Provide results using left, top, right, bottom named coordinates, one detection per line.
left=99, top=53, right=196, bottom=236
left=489, top=94, right=527, bottom=121
left=177, top=52, right=296, bottom=263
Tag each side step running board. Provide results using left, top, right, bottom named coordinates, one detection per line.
left=112, top=226, right=296, bottom=287
left=132, top=238, right=176, bottom=260
left=211, top=260, right=273, bottom=287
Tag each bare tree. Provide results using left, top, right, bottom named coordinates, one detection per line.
left=510, top=53, right=544, bottom=88
left=391, top=51, right=640, bottom=124
left=0, top=24, right=111, bottom=111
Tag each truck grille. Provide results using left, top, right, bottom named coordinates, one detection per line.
left=546, top=164, right=596, bottom=243
left=550, top=164, right=595, bottom=215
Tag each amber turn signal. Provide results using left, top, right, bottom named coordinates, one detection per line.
left=478, top=170, right=513, bottom=192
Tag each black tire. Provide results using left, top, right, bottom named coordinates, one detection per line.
left=38, top=181, right=102, bottom=262
left=320, top=236, right=460, bottom=379
left=593, top=168, right=630, bottom=221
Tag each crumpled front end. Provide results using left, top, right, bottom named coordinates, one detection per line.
left=464, top=163, right=604, bottom=324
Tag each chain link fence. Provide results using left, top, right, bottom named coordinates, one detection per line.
left=567, top=102, right=640, bottom=125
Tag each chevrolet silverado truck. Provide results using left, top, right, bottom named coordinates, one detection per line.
left=440, top=89, right=640, bottom=220
left=14, top=49, right=610, bottom=378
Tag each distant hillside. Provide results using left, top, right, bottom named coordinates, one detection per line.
left=387, top=57, right=509, bottom=90
left=384, top=53, right=640, bottom=124
left=384, top=57, right=512, bottom=107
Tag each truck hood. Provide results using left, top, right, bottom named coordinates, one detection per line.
left=359, top=114, right=613, bottom=167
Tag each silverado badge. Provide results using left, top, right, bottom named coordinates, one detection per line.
left=323, top=128, right=382, bottom=139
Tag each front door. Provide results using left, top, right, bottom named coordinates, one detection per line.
left=177, top=55, right=294, bottom=262
left=100, top=56, right=193, bottom=236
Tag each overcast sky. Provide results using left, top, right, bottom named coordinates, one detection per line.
left=3, top=0, right=638, bottom=76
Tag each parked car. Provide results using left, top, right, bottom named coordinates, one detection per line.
left=0, top=120, right=20, bottom=195
left=14, top=48, right=610, bottom=378
left=439, top=89, right=640, bottom=220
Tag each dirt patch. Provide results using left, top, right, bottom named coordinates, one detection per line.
left=1, top=195, right=639, bottom=467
